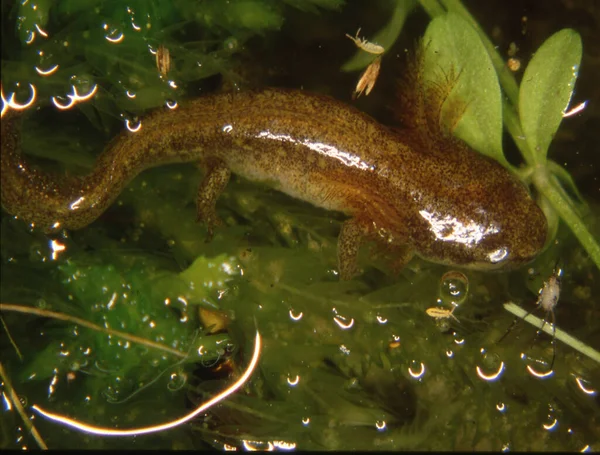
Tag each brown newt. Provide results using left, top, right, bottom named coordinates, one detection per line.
left=0, top=69, right=547, bottom=279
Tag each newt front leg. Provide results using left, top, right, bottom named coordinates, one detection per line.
left=337, top=218, right=371, bottom=280
left=197, top=158, right=231, bottom=241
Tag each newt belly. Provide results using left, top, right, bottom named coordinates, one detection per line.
left=0, top=86, right=547, bottom=279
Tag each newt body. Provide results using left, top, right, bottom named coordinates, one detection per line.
left=0, top=86, right=546, bottom=278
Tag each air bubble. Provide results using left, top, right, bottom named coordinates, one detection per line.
left=167, top=370, right=187, bottom=391
left=223, top=37, right=238, bottom=52
left=476, top=351, right=505, bottom=381
left=124, top=115, right=142, bottom=132
left=524, top=348, right=555, bottom=376
left=542, top=405, right=559, bottom=431
left=70, top=74, right=95, bottom=96
left=104, top=25, right=124, bottom=44
left=482, top=352, right=501, bottom=370
left=439, top=270, right=469, bottom=305
left=35, top=51, right=58, bottom=75
left=408, top=360, right=426, bottom=379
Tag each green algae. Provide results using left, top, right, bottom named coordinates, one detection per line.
left=1, top=0, right=599, bottom=451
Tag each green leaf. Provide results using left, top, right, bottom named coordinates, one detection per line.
left=17, top=0, right=52, bottom=43
left=422, top=13, right=504, bottom=164
left=341, top=0, right=416, bottom=72
left=19, top=341, right=67, bottom=382
left=179, top=253, right=238, bottom=305
left=519, top=29, right=582, bottom=162
left=226, top=1, right=283, bottom=31
left=282, top=0, right=345, bottom=13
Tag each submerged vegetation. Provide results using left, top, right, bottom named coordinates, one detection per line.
left=1, top=0, right=598, bottom=450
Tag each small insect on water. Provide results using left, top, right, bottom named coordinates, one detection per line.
left=345, top=28, right=385, bottom=55
left=498, top=263, right=563, bottom=369
left=156, top=44, right=171, bottom=77
left=353, top=56, right=382, bottom=99
left=426, top=305, right=459, bottom=323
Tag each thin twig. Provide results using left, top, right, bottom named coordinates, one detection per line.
left=0, top=303, right=187, bottom=359
left=503, top=302, right=600, bottom=363
left=0, top=361, right=48, bottom=449
left=1, top=315, right=23, bottom=361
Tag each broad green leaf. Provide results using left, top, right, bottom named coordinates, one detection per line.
left=179, top=253, right=237, bottom=304
left=282, top=0, right=345, bottom=13
left=341, top=0, right=416, bottom=72
left=519, top=29, right=582, bottom=162
left=17, top=0, right=52, bottom=43
left=422, top=13, right=504, bottom=164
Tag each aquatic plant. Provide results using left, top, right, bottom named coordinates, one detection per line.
left=1, top=0, right=598, bottom=451
left=344, top=0, right=598, bottom=271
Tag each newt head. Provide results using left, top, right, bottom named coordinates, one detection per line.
left=408, top=146, right=548, bottom=271
left=381, top=43, right=548, bottom=272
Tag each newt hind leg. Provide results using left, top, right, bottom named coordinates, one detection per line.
left=425, top=65, right=468, bottom=137
left=197, top=158, right=231, bottom=241
left=395, top=42, right=468, bottom=145
left=375, top=241, right=415, bottom=276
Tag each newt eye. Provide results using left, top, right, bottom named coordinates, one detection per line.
left=487, top=247, right=509, bottom=264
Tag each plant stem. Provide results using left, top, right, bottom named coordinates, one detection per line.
left=420, top=0, right=599, bottom=271
left=1, top=315, right=23, bottom=361
left=501, top=98, right=537, bottom=167
left=532, top=169, right=600, bottom=270
left=417, top=0, right=445, bottom=17
left=503, top=302, right=600, bottom=364
left=0, top=362, right=48, bottom=450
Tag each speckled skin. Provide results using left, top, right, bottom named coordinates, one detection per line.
left=0, top=87, right=547, bottom=277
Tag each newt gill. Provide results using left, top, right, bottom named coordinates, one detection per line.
left=0, top=66, right=547, bottom=279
